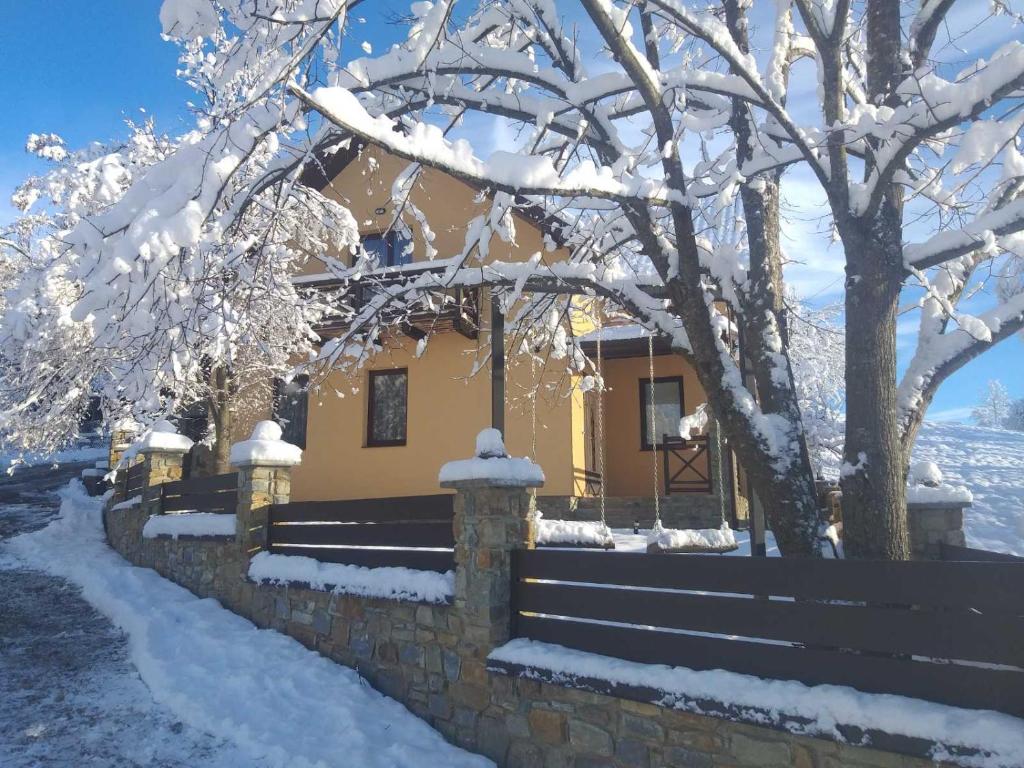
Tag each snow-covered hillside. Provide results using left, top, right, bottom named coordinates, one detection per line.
left=913, top=422, right=1024, bottom=556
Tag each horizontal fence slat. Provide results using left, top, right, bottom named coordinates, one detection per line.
left=516, top=581, right=1024, bottom=668
left=162, top=499, right=235, bottom=514
left=940, top=543, right=1024, bottom=563
left=270, top=521, right=454, bottom=548
left=162, top=471, right=238, bottom=496
left=270, top=495, right=454, bottom=523
left=268, top=544, right=453, bottom=573
left=514, top=550, right=1024, bottom=614
left=162, top=491, right=236, bottom=513
left=516, top=615, right=1024, bottom=718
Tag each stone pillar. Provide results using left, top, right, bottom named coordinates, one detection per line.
left=230, top=421, right=302, bottom=560
left=440, top=429, right=544, bottom=658
left=908, top=501, right=968, bottom=560
left=906, top=462, right=970, bottom=560
left=108, top=420, right=139, bottom=474
left=139, top=446, right=189, bottom=517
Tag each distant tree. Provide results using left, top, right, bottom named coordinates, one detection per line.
left=972, top=380, right=1013, bottom=428
left=1005, top=398, right=1024, bottom=432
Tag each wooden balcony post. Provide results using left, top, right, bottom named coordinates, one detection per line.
left=490, top=289, right=505, bottom=438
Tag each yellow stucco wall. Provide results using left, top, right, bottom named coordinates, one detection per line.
left=291, top=326, right=579, bottom=501
left=599, top=353, right=708, bottom=498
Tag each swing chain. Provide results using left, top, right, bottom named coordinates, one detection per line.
left=595, top=310, right=607, bottom=528
left=648, top=332, right=661, bottom=528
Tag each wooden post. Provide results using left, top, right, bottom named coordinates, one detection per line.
left=750, top=490, right=767, bottom=557
left=490, top=290, right=505, bottom=437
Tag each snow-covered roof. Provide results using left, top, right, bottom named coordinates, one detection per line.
left=578, top=323, right=691, bottom=352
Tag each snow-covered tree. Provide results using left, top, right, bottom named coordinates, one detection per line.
left=972, top=380, right=1013, bottom=428
left=1006, top=397, right=1024, bottom=431
left=1, top=119, right=358, bottom=470
left=6, top=0, right=1024, bottom=557
left=787, top=297, right=845, bottom=479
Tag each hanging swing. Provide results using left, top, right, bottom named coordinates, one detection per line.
left=533, top=306, right=614, bottom=550
left=643, top=331, right=739, bottom=555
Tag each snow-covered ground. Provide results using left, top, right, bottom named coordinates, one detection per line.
left=913, top=422, right=1024, bottom=556
left=1, top=480, right=490, bottom=768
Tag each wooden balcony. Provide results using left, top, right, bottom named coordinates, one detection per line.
left=300, top=264, right=481, bottom=340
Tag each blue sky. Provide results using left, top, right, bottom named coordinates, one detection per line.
left=1, top=1, right=1021, bottom=422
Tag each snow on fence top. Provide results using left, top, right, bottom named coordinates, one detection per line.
left=439, top=429, right=545, bottom=487
left=229, top=420, right=302, bottom=467
left=143, top=512, right=236, bottom=540
left=248, top=551, right=454, bottom=604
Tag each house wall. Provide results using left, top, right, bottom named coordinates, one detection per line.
left=599, top=353, right=708, bottom=497
left=305, top=146, right=562, bottom=275
left=291, top=327, right=581, bottom=501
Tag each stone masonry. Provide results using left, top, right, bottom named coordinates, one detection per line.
left=103, top=444, right=953, bottom=768
left=907, top=501, right=968, bottom=560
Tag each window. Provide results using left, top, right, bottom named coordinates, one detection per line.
left=273, top=375, right=309, bottom=449
left=640, top=377, right=684, bottom=450
left=367, top=369, right=408, bottom=446
left=362, top=231, right=412, bottom=267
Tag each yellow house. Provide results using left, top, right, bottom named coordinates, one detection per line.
left=252, top=144, right=749, bottom=531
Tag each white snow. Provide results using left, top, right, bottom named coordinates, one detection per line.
left=130, top=420, right=194, bottom=455
left=906, top=483, right=974, bottom=505
left=647, top=522, right=738, bottom=552
left=229, top=420, right=302, bottom=467
left=912, top=422, right=1024, bottom=556
left=110, top=495, right=142, bottom=511
left=474, top=427, right=506, bottom=458
left=488, top=639, right=1024, bottom=768
left=3, top=443, right=108, bottom=472
left=578, top=323, right=689, bottom=347
left=142, top=513, right=236, bottom=539
left=5, top=482, right=488, bottom=768
left=534, top=511, right=614, bottom=548
left=909, top=460, right=944, bottom=486
left=439, top=429, right=544, bottom=486
left=248, top=551, right=453, bottom=604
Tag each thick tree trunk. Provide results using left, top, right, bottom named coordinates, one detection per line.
left=836, top=0, right=911, bottom=560
left=839, top=217, right=910, bottom=559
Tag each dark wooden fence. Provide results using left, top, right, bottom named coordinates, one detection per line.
left=157, top=471, right=238, bottom=514
left=121, top=461, right=146, bottom=499
left=940, top=542, right=1024, bottom=563
left=267, top=495, right=455, bottom=572
left=511, top=549, right=1024, bottom=717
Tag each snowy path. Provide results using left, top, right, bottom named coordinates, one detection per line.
left=0, top=470, right=490, bottom=768
left=0, top=463, right=255, bottom=767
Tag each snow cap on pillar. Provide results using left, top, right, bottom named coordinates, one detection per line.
left=439, top=429, right=544, bottom=488
left=229, top=420, right=303, bottom=468
left=133, top=419, right=194, bottom=456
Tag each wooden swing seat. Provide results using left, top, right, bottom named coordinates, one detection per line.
left=646, top=540, right=739, bottom=554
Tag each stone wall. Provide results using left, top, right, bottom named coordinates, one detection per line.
left=102, top=442, right=950, bottom=768
left=907, top=501, right=968, bottom=560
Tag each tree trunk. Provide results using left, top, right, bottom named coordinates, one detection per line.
left=836, top=0, right=911, bottom=560
left=737, top=175, right=822, bottom=556
left=209, top=366, right=235, bottom=476
left=839, top=217, right=910, bottom=559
